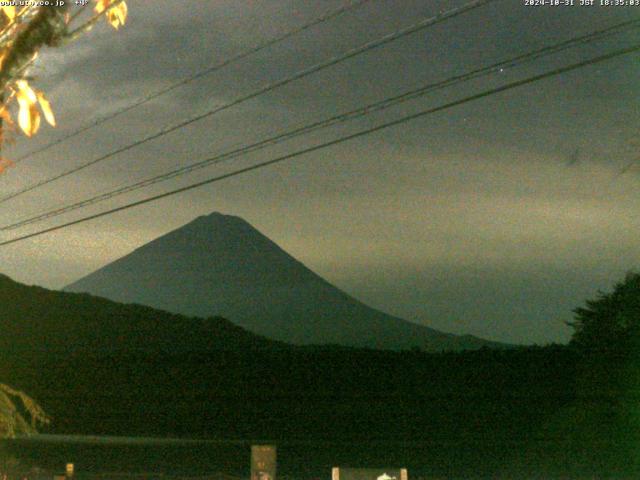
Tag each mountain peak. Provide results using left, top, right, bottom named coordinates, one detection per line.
left=65, top=213, right=501, bottom=351
left=182, top=211, right=266, bottom=235
left=185, top=211, right=250, bottom=229
left=198, top=211, right=242, bottom=222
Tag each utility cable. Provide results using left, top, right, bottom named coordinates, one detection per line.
left=0, top=42, right=637, bottom=247
left=9, top=0, right=374, bottom=165
left=3, top=19, right=638, bottom=231
left=0, top=0, right=498, bottom=204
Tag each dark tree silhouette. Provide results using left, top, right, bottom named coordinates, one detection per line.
left=568, top=272, right=640, bottom=353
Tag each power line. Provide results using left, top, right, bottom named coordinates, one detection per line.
left=1, top=42, right=637, bottom=247
left=9, top=0, right=374, bottom=165
left=0, top=0, right=497, bottom=205
left=3, top=19, right=639, bottom=231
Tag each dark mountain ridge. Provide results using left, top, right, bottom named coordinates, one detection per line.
left=65, top=212, right=501, bottom=351
left=0, top=271, right=575, bottom=442
left=0, top=274, right=629, bottom=478
left=0, top=273, right=282, bottom=354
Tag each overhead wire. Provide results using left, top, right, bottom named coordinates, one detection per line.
left=0, top=0, right=498, bottom=205
left=2, top=18, right=639, bottom=231
left=0, top=42, right=637, bottom=247
left=9, top=0, right=375, bottom=165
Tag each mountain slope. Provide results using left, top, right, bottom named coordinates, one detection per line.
left=65, top=212, right=498, bottom=351
left=0, top=273, right=281, bottom=355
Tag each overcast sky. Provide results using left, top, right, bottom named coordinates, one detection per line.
left=0, top=0, right=638, bottom=344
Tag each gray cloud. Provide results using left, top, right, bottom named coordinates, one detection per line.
left=0, top=0, right=638, bottom=344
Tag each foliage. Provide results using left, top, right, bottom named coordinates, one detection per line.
left=0, top=1, right=129, bottom=438
left=568, top=271, right=640, bottom=353
left=0, top=383, right=49, bottom=438
left=0, top=0, right=128, bottom=172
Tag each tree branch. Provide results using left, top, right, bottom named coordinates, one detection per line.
left=0, top=5, right=69, bottom=94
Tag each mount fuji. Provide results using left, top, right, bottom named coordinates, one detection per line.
left=65, top=212, right=499, bottom=351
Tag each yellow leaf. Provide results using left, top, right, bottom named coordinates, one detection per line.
left=36, top=92, right=55, bottom=127
left=95, top=0, right=127, bottom=30
left=107, top=2, right=127, bottom=29
left=1, top=6, right=15, bottom=22
left=15, top=80, right=40, bottom=137
left=17, top=100, right=40, bottom=137
left=15, top=80, right=37, bottom=104
left=94, top=0, right=108, bottom=14
left=31, top=104, right=41, bottom=134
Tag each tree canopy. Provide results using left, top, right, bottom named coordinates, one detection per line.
left=568, top=271, right=640, bottom=353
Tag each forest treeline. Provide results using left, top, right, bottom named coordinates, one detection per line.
left=0, top=272, right=638, bottom=477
